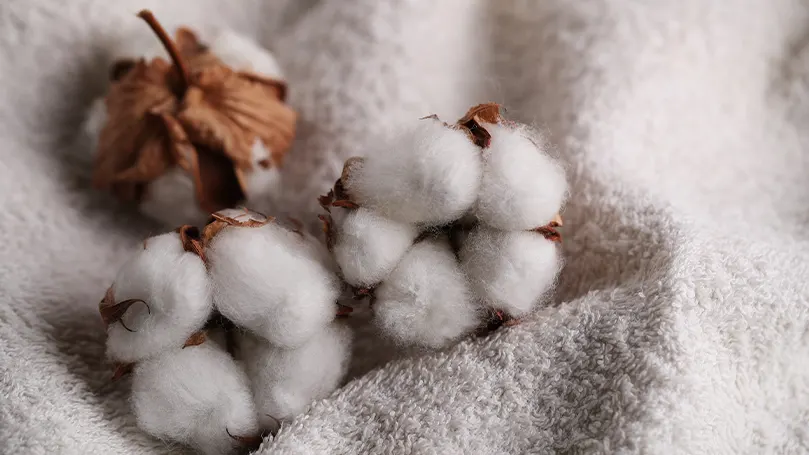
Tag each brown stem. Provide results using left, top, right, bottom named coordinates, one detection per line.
left=137, top=9, right=191, bottom=96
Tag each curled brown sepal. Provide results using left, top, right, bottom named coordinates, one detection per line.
left=336, top=303, right=354, bottom=318
left=318, top=214, right=335, bottom=250
left=226, top=428, right=265, bottom=451
left=202, top=209, right=273, bottom=246
left=532, top=213, right=563, bottom=243
left=320, top=177, right=359, bottom=211
left=318, top=189, right=335, bottom=212
left=182, top=330, right=207, bottom=348
left=111, top=362, right=135, bottom=381
left=99, top=292, right=150, bottom=332
left=211, top=211, right=272, bottom=228
left=176, top=225, right=205, bottom=261
left=456, top=103, right=502, bottom=148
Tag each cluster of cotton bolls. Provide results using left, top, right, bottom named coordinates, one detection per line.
left=319, top=104, right=568, bottom=348
left=99, top=209, right=351, bottom=455
left=98, top=103, right=567, bottom=454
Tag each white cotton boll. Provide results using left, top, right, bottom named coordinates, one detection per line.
left=207, top=222, right=340, bottom=348
left=331, top=207, right=419, bottom=287
left=207, top=29, right=284, bottom=80
left=105, top=232, right=212, bottom=363
left=460, top=226, right=561, bottom=317
left=131, top=343, right=260, bottom=455
left=239, top=322, right=352, bottom=420
left=475, top=123, right=568, bottom=230
left=343, top=118, right=483, bottom=225
left=139, top=169, right=212, bottom=227
left=373, top=238, right=481, bottom=349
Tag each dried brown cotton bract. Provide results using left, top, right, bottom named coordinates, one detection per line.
left=88, top=10, right=296, bottom=226
left=204, top=209, right=342, bottom=348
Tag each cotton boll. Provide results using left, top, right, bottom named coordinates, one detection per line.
left=373, top=238, right=481, bottom=349
left=239, top=322, right=352, bottom=420
left=207, top=29, right=284, bottom=80
left=343, top=118, right=483, bottom=225
left=104, top=231, right=212, bottom=363
left=206, top=221, right=341, bottom=348
left=131, top=343, right=260, bottom=455
left=331, top=207, right=419, bottom=287
left=460, top=226, right=561, bottom=317
left=475, top=123, right=567, bottom=230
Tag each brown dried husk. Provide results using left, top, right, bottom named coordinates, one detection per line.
left=201, top=208, right=273, bottom=247
left=93, top=23, right=297, bottom=214
left=456, top=103, right=502, bottom=148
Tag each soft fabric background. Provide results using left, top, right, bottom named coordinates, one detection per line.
left=2, top=0, right=809, bottom=454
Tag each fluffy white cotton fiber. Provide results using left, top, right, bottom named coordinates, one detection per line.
left=206, top=221, right=341, bottom=348
left=331, top=207, right=419, bottom=287
left=239, top=322, right=352, bottom=420
left=105, top=232, right=212, bottom=363
left=460, top=226, right=561, bottom=317
left=474, top=123, right=567, bottom=231
left=131, top=342, right=260, bottom=455
left=343, top=118, right=483, bottom=225
left=373, top=237, right=481, bottom=348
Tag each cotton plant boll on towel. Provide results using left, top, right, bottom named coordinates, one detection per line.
left=238, top=322, right=352, bottom=420
left=205, top=213, right=341, bottom=348
left=102, top=229, right=212, bottom=364
left=373, top=237, right=481, bottom=349
left=330, top=206, right=419, bottom=287
left=131, top=342, right=261, bottom=455
left=474, top=123, right=568, bottom=231
left=88, top=11, right=296, bottom=227
left=460, top=226, right=561, bottom=318
left=342, top=118, right=483, bottom=225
